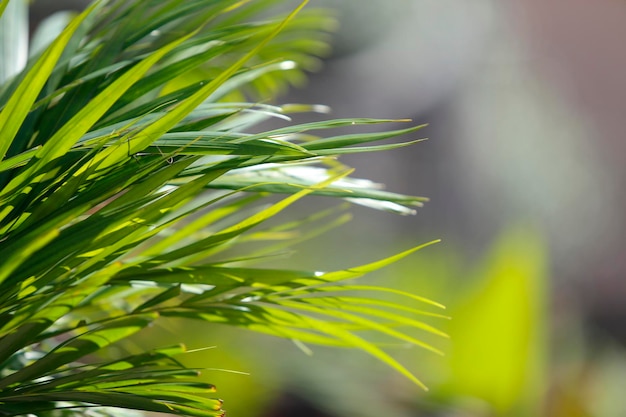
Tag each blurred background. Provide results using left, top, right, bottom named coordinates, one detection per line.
left=30, top=1, right=626, bottom=416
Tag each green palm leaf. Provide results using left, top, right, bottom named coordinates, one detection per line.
left=0, top=1, right=444, bottom=416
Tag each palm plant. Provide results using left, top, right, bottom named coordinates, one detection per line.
left=0, top=1, right=446, bottom=416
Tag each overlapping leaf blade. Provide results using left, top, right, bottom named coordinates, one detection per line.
left=0, top=1, right=443, bottom=416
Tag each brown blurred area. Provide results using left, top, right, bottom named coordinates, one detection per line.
left=512, top=0, right=626, bottom=316
left=516, top=0, right=626, bottom=158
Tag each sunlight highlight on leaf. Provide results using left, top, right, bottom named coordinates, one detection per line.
left=0, top=1, right=441, bottom=415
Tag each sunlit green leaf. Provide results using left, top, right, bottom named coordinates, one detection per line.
left=0, top=1, right=441, bottom=415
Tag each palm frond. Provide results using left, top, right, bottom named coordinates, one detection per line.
left=0, top=1, right=443, bottom=415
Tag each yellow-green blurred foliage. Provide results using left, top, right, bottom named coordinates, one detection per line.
left=435, top=227, right=548, bottom=416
